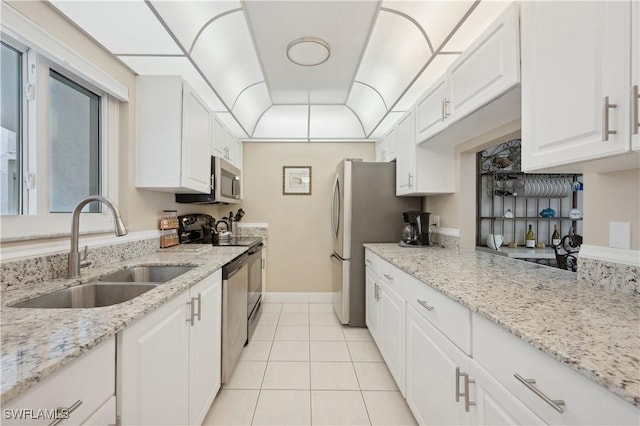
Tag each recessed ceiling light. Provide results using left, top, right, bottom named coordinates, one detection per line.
left=286, top=37, right=331, bottom=67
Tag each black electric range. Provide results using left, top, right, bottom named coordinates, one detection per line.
left=177, top=213, right=261, bottom=248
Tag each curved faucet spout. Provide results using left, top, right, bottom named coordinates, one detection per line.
left=69, top=196, right=128, bottom=278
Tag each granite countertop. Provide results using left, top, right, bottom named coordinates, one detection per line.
left=364, top=243, right=640, bottom=408
left=0, top=245, right=247, bottom=403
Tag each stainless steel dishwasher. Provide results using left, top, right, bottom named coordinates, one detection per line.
left=221, top=253, right=248, bottom=384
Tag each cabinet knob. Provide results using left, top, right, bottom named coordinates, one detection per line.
left=48, top=400, right=82, bottom=426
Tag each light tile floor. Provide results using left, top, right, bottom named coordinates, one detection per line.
left=203, top=303, right=417, bottom=426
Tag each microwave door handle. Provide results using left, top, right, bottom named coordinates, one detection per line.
left=232, top=176, right=240, bottom=199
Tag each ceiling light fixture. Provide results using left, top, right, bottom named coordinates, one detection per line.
left=286, top=37, right=331, bottom=66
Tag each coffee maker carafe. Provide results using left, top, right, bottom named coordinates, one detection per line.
left=401, top=211, right=431, bottom=246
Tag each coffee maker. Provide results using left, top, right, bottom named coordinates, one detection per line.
left=401, top=211, right=431, bottom=246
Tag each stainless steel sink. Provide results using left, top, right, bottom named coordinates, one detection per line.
left=9, top=282, right=159, bottom=309
left=98, top=265, right=195, bottom=283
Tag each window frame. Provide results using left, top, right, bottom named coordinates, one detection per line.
left=0, top=34, right=120, bottom=242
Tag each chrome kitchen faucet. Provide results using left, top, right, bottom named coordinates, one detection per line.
left=68, top=196, right=128, bottom=278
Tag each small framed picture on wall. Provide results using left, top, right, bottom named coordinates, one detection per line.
left=282, top=166, right=312, bottom=195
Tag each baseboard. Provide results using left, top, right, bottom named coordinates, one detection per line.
left=579, top=244, right=640, bottom=267
left=263, top=292, right=334, bottom=304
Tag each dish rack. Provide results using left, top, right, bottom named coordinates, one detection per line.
left=159, top=210, right=179, bottom=248
left=476, top=139, right=583, bottom=249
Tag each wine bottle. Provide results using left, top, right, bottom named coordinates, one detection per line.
left=526, top=225, right=536, bottom=248
left=552, top=225, right=561, bottom=246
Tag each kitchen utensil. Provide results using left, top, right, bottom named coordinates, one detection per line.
left=504, top=209, right=514, bottom=218
left=540, top=208, right=556, bottom=218
left=569, top=208, right=582, bottom=219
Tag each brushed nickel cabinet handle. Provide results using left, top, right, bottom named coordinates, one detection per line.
left=365, top=258, right=373, bottom=265
left=383, top=273, right=394, bottom=281
left=187, top=299, right=195, bottom=326
left=194, top=293, right=202, bottom=321
left=455, top=368, right=475, bottom=413
left=602, top=96, right=618, bottom=141
left=408, top=173, right=413, bottom=188
left=417, top=299, right=434, bottom=311
left=441, top=99, right=446, bottom=121
left=49, top=400, right=82, bottom=426
left=443, top=99, right=450, bottom=120
left=374, top=283, right=380, bottom=301
left=514, top=373, right=566, bottom=413
left=633, top=85, right=639, bottom=135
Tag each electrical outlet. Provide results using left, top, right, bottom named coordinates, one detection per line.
left=609, top=222, right=631, bottom=249
left=433, top=215, right=440, bottom=228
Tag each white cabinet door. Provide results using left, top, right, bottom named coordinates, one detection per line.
left=633, top=0, right=640, bottom=151
left=406, top=304, right=470, bottom=426
left=189, top=271, right=222, bottom=425
left=118, top=291, right=190, bottom=426
left=375, top=138, right=386, bottom=162
left=416, top=78, right=449, bottom=143
left=212, top=117, right=227, bottom=158
left=365, top=267, right=380, bottom=344
left=395, top=110, right=416, bottom=195
left=467, top=361, right=545, bottom=426
left=379, top=279, right=406, bottom=396
left=4, top=339, right=115, bottom=426
left=235, top=138, right=243, bottom=169
left=447, top=3, right=520, bottom=122
left=181, top=83, right=212, bottom=193
left=521, top=1, right=632, bottom=171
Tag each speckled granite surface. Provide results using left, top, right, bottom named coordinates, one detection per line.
left=236, top=223, right=268, bottom=240
left=0, top=245, right=246, bottom=403
left=1, top=237, right=159, bottom=291
left=431, top=231, right=459, bottom=250
left=578, top=257, right=639, bottom=295
left=364, top=243, right=640, bottom=408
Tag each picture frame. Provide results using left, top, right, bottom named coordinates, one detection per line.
left=282, top=166, right=312, bottom=195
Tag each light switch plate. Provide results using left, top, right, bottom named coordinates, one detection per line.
left=609, top=222, right=631, bottom=249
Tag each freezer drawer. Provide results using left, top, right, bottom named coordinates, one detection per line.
left=330, top=253, right=349, bottom=325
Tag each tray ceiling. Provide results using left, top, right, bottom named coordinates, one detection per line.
left=49, top=0, right=512, bottom=141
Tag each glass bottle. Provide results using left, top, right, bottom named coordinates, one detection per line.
left=552, top=225, right=561, bottom=246
left=526, top=225, right=536, bottom=248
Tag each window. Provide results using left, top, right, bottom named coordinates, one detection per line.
left=0, top=41, right=23, bottom=215
left=49, top=70, right=101, bottom=213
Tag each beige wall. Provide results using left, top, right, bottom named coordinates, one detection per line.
left=239, top=142, right=375, bottom=293
left=2, top=1, right=221, bottom=246
left=583, top=169, right=640, bottom=249
left=424, top=120, right=521, bottom=250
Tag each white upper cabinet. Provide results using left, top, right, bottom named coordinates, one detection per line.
left=415, top=3, right=520, bottom=145
left=521, top=1, right=635, bottom=171
left=396, top=110, right=416, bottom=195
left=213, top=115, right=243, bottom=169
left=416, top=77, right=449, bottom=143
left=447, top=3, right=520, bottom=123
left=376, top=127, right=397, bottom=162
left=137, top=76, right=212, bottom=193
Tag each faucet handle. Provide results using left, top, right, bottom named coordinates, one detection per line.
left=80, top=245, right=92, bottom=269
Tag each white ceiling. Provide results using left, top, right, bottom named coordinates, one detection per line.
left=48, top=0, right=513, bottom=141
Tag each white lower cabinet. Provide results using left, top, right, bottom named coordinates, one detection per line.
left=379, top=276, right=406, bottom=396
left=365, top=266, right=380, bottom=345
left=365, top=249, right=640, bottom=426
left=473, top=313, right=640, bottom=426
left=406, top=304, right=470, bottom=426
left=3, top=338, right=115, bottom=426
left=118, top=270, right=222, bottom=425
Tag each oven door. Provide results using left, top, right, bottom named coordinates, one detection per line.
left=215, top=156, right=241, bottom=204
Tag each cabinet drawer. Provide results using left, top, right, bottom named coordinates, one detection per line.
left=4, top=338, right=115, bottom=426
left=404, top=274, right=471, bottom=355
left=473, top=313, right=640, bottom=425
left=379, top=260, right=405, bottom=299
left=364, top=250, right=380, bottom=276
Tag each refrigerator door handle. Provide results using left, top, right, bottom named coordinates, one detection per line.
left=331, top=175, right=340, bottom=240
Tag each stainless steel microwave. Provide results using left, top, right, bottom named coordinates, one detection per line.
left=175, top=156, right=241, bottom=204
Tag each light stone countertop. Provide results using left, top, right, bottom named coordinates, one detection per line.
left=0, top=245, right=247, bottom=404
left=364, top=243, right=640, bottom=408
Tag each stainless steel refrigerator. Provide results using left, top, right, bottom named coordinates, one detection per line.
left=330, top=159, right=421, bottom=326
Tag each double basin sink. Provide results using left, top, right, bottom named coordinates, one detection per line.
left=10, top=265, right=195, bottom=309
